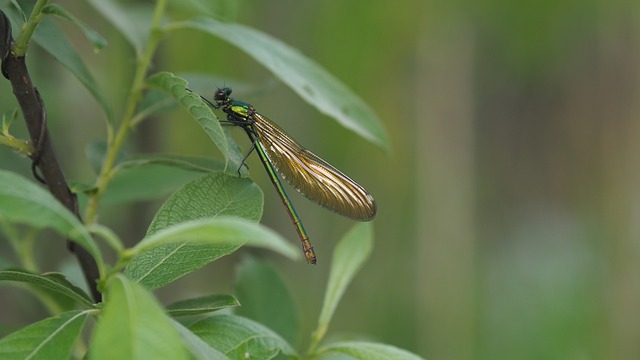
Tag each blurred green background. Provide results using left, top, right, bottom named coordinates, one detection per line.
left=2, top=0, right=640, bottom=359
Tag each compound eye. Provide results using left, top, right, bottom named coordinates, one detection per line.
left=213, top=89, right=225, bottom=101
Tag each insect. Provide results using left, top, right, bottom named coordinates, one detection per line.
left=202, top=87, right=376, bottom=264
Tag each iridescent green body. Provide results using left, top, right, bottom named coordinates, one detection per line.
left=209, top=87, right=376, bottom=264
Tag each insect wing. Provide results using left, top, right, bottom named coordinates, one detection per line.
left=252, top=113, right=376, bottom=221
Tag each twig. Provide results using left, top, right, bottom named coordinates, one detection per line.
left=0, top=10, right=101, bottom=302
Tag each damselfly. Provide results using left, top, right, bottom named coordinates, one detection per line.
left=201, top=87, right=376, bottom=264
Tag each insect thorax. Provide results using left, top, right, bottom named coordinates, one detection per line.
left=229, top=101, right=251, bottom=118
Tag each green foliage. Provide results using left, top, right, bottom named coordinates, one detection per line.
left=89, top=275, right=188, bottom=360
left=189, top=314, right=297, bottom=359
left=41, top=4, right=107, bottom=51
left=144, top=173, right=263, bottom=234
left=0, top=170, right=104, bottom=274
left=310, top=223, right=374, bottom=352
left=0, top=270, right=94, bottom=308
left=171, top=319, right=229, bottom=360
left=166, top=294, right=239, bottom=317
left=316, top=342, right=425, bottom=360
left=126, top=217, right=299, bottom=290
left=146, top=72, right=235, bottom=173
left=4, top=7, right=111, bottom=119
left=102, top=156, right=220, bottom=206
left=0, top=310, right=90, bottom=360
left=168, top=18, right=389, bottom=152
left=0, top=1, right=415, bottom=359
left=234, top=256, right=300, bottom=345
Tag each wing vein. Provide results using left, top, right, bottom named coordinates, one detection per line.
left=252, top=113, right=376, bottom=221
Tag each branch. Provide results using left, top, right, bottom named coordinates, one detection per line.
left=0, top=10, right=101, bottom=302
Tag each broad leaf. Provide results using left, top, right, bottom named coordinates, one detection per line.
left=0, top=310, right=89, bottom=360
left=189, top=314, right=296, bottom=359
left=169, top=18, right=389, bottom=151
left=146, top=173, right=262, bottom=236
left=313, top=223, right=373, bottom=343
left=166, top=294, right=239, bottom=317
left=0, top=170, right=103, bottom=269
left=171, top=319, right=229, bottom=360
left=234, top=257, right=299, bottom=345
left=0, top=270, right=94, bottom=308
left=124, top=173, right=262, bottom=290
left=317, top=341, right=424, bottom=360
left=125, top=219, right=244, bottom=290
left=126, top=217, right=299, bottom=290
left=89, top=275, right=188, bottom=360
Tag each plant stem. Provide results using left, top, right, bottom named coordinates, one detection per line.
left=86, top=223, right=124, bottom=254
left=1, top=9, right=103, bottom=302
left=307, top=325, right=327, bottom=355
left=0, top=133, right=32, bottom=155
left=84, top=0, right=167, bottom=224
left=12, top=0, right=49, bottom=56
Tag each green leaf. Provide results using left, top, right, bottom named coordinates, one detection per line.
left=125, top=219, right=246, bottom=290
left=171, top=319, right=230, bottom=360
left=146, top=173, right=262, bottom=236
left=169, top=18, right=389, bottom=152
left=312, top=223, right=374, bottom=347
left=317, top=342, right=424, bottom=360
left=89, top=274, right=188, bottom=360
left=126, top=217, right=299, bottom=290
left=234, top=257, right=299, bottom=345
left=124, top=172, right=298, bottom=290
left=0, top=310, right=89, bottom=360
left=103, top=156, right=223, bottom=206
left=123, top=172, right=262, bottom=291
left=0, top=270, right=94, bottom=308
left=145, top=72, right=249, bottom=177
left=166, top=294, right=239, bottom=317
left=42, top=4, right=107, bottom=51
left=0, top=170, right=103, bottom=271
left=189, top=314, right=297, bottom=359
left=32, top=16, right=112, bottom=121
left=147, top=72, right=247, bottom=174
left=86, top=0, right=152, bottom=55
